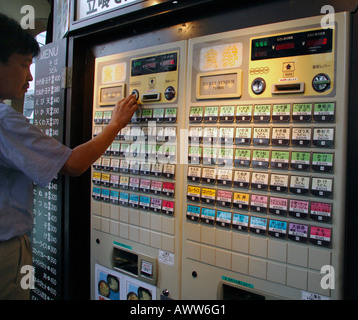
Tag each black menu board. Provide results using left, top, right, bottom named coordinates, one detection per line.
left=31, top=38, right=67, bottom=300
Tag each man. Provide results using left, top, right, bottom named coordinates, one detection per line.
left=0, top=13, right=138, bottom=299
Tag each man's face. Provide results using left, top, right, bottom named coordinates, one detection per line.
left=0, top=53, right=33, bottom=100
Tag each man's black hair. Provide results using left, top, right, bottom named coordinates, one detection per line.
left=0, top=13, right=40, bottom=64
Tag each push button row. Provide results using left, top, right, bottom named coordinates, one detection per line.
left=189, top=102, right=335, bottom=123
left=186, top=205, right=332, bottom=247
left=92, top=187, right=175, bottom=216
left=186, top=186, right=332, bottom=221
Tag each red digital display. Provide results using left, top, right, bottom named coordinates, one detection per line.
left=307, top=38, right=327, bottom=47
left=276, top=42, right=295, bottom=50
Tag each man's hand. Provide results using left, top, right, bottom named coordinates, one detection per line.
left=110, top=94, right=138, bottom=131
left=60, top=94, right=138, bottom=177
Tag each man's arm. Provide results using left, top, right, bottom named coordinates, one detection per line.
left=60, top=95, right=138, bottom=177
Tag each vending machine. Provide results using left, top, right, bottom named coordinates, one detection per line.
left=183, top=12, right=349, bottom=300
left=89, top=10, right=351, bottom=300
left=90, top=41, right=187, bottom=300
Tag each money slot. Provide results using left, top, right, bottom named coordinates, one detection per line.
left=142, top=93, right=161, bottom=102
left=272, top=82, right=305, bottom=94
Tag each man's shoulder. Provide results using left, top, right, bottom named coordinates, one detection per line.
left=0, top=101, right=23, bottom=122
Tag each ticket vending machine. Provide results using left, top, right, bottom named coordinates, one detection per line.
left=183, top=12, right=349, bottom=300
left=90, top=41, right=187, bottom=300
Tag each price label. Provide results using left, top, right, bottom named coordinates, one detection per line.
left=253, top=104, right=271, bottom=122
left=119, top=159, right=129, bottom=173
left=150, top=180, right=163, bottom=195
left=272, top=104, right=291, bottom=122
left=150, top=198, right=162, bottom=212
left=129, top=177, right=140, bottom=191
left=236, top=105, right=252, bottom=122
left=290, top=175, right=310, bottom=195
left=249, top=216, right=267, bottom=235
left=234, top=148, right=251, bottom=167
left=232, top=213, right=249, bottom=231
left=153, top=108, right=165, bottom=122
left=102, top=157, right=111, bottom=171
left=139, top=195, right=150, bottom=210
left=94, top=111, right=103, bottom=124
left=288, top=223, right=309, bottom=242
left=292, top=103, right=312, bottom=122
left=201, top=207, right=216, bottom=224
left=253, top=127, right=270, bottom=145
left=202, top=167, right=217, bottom=184
left=119, top=192, right=129, bottom=206
left=269, top=173, right=289, bottom=193
left=162, top=200, right=175, bottom=215
left=270, top=150, right=289, bottom=169
left=141, top=109, right=153, bottom=122
left=291, top=127, right=312, bottom=146
left=251, top=171, right=269, bottom=190
left=203, top=127, right=218, bottom=143
left=141, top=261, right=153, bottom=277
left=201, top=187, right=216, bottom=204
left=219, top=127, right=234, bottom=143
left=252, top=149, right=270, bottom=168
left=310, top=201, right=332, bottom=222
left=129, top=194, right=139, bottom=208
left=312, top=152, right=334, bottom=173
left=268, top=219, right=287, bottom=239
left=250, top=194, right=268, bottom=213
left=140, top=163, right=151, bottom=175
left=188, top=146, right=202, bottom=162
left=189, top=126, right=203, bottom=143
left=269, top=197, right=288, bottom=216
left=204, top=106, right=219, bottom=122
left=272, top=127, right=290, bottom=146
left=217, top=147, right=233, bottom=165
left=110, top=174, right=120, bottom=188
left=217, top=169, right=233, bottom=186
left=203, top=146, right=217, bottom=165
left=101, top=188, right=110, bottom=202
left=163, top=164, right=175, bottom=179
left=131, top=109, right=142, bottom=123
left=110, top=159, right=120, bottom=173
left=164, top=108, right=177, bottom=123
left=110, top=190, right=119, bottom=204
left=290, top=151, right=311, bottom=171
left=289, top=199, right=309, bottom=219
left=233, top=170, right=250, bottom=188
left=139, top=178, right=151, bottom=193
left=219, top=105, right=235, bottom=122
left=151, top=163, right=163, bottom=177
left=313, top=102, right=335, bottom=122
left=187, top=185, right=201, bottom=201
left=120, top=143, right=130, bottom=157
left=92, top=172, right=101, bottom=185
left=92, top=186, right=101, bottom=200
left=311, top=177, right=333, bottom=198
left=129, top=161, right=140, bottom=175
left=216, top=210, right=232, bottom=228
left=232, top=192, right=250, bottom=210
left=309, top=226, right=332, bottom=247
left=186, top=205, right=201, bottom=221
left=235, top=127, right=252, bottom=145
left=189, top=106, right=204, bottom=122
left=187, top=166, right=202, bottom=182
left=120, top=126, right=131, bottom=141
left=312, top=128, right=335, bottom=147
left=119, top=176, right=129, bottom=189
left=162, top=182, right=175, bottom=197
left=217, top=189, right=233, bottom=207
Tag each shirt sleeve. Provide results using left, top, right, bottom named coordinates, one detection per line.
left=0, top=106, right=72, bottom=187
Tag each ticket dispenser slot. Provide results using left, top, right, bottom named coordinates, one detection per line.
left=183, top=13, right=349, bottom=300
left=91, top=41, right=186, bottom=300
left=112, top=246, right=158, bottom=286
